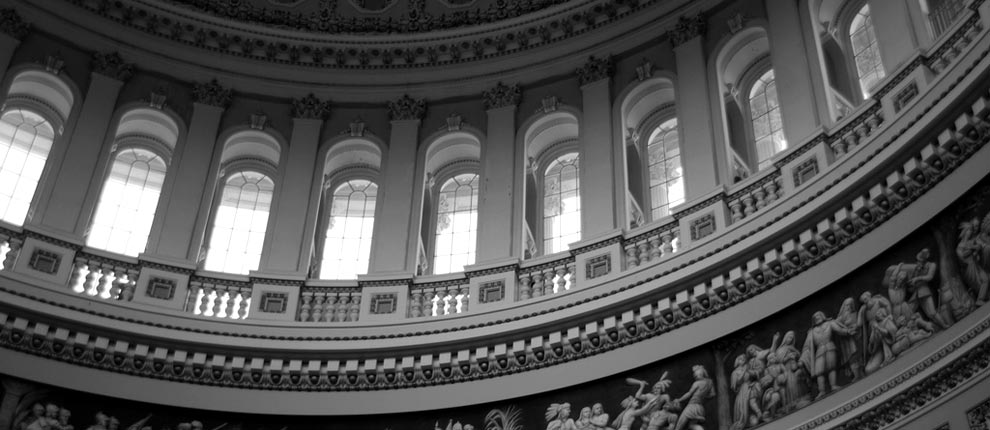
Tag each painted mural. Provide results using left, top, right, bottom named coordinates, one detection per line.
left=3, top=175, right=990, bottom=430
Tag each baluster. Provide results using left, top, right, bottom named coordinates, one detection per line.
left=624, top=243, right=639, bottom=268
left=637, top=240, right=650, bottom=264
left=2, top=238, right=21, bottom=270
left=867, top=112, right=882, bottom=132
left=122, top=268, right=139, bottom=301
left=84, top=263, right=102, bottom=296
left=321, top=294, right=335, bottom=322
left=543, top=267, right=555, bottom=295
left=311, top=293, right=325, bottom=322
left=212, top=286, right=227, bottom=317
left=742, top=194, right=756, bottom=217
left=753, top=188, right=767, bottom=210
left=829, top=138, right=846, bottom=156
left=566, top=261, right=577, bottom=290
left=70, top=257, right=88, bottom=293
left=334, top=295, right=349, bottom=322
left=672, top=230, right=681, bottom=252
left=855, top=123, right=869, bottom=140
left=409, top=292, right=423, bottom=318
left=186, top=282, right=203, bottom=313
left=531, top=271, right=544, bottom=298
left=238, top=291, right=251, bottom=319
left=97, top=265, right=116, bottom=299
left=299, top=292, right=313, bottom=322
left=108, top=267, right=124, bottom=299
left=729, top=200, right=744, bottom=222
left=660, top=232, right=674, bottom=257
left=459, top=286, right=469, bottom=313
left=348, top=295, right=360, bottom=321
left=445, top=287, right=458, bottom=315
left=763, top=182, right=778, bottom=204
left=424, top=291, right=437, bottom=317
left=518, top=272, right=533, bottom=300
left=648, top=235, right=662, bottom=261
left=555, top=266, right=568, bottom=292
left=225, top=288, right=240, bottom=319
left=199, top=284, right=215, bottom=316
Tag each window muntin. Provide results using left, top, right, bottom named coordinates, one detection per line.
left=433, top=173, right=479, bottom=275
left=0, top=109, right=55, bottom=225
left=647, top=118, right=684, bottom=220
left=87, top=148, right=167, bottom=256
left=543, top=152, right=581, bottom=254
left=204, top=171, right=274, bottom=275
left=749, top=70, right=787, bottom=170
left=850, top=5, right=885, bottom=98
left=320, top=179, right=377, bottom=279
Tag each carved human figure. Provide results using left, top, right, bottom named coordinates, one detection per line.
left=85, top=412, right=110, bottom=430
left=729, top=354, right=756, bottom=430
left=865, top=306, right=898, bottom=373
left=19, top=403, right=46, bottom=430
left=546, top=403, right=578, bottom=430
left=891, top=314, right=934, bottom=355
left=57, top=409, right=73, bottom=430
left=759, top=353, right=785, bottom=421
left=107, top=417, right=119, bottom=430
left=834, top=298, right=863, bottom=380
left=26, top=404, right=59, bottom=430
left=775, top=331, right=811, bottom=411
left=629, top=373, right=672, bottom=430
left=576, top=407, right=595, bottom=430
left=648, top=403, right=678, bottom=430
left=884, top=267, right=913, bottom=321
left=857, top=291, right=892, bottom=375
left=589, top=403, right=615, bottom=430
left=907, top=249, right=946, bottom=328
left=801, top=311, right=854, bottom=398
left=612, top=397, right=653, bottom=430
left=958, top=219, right=989, bottom=304
left=673, top=365, right=714, bottom=430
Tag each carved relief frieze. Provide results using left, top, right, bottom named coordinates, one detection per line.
left=575, top=55, right=614, bottom=86
left=291, top=93, right=331, bottom=120
left=92, top=52, right=134, bottom=81
left=387, top=95, right=426, bottom=121
left=192, top=79, right=232, bottom=108
left=482, top=82, right=520, bottom=110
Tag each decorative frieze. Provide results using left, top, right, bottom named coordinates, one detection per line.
left=969, top=396, right=990, bottom=430
left=668, top=14, right=706, bottom=47
left=482, top=82, right=521, bottom=110
left=0, top=8, right=28, bottom=40
left=192, top=79, right=232, bottom=109
left=291, top=93, right=330, bottom=120
left=387, top=95, right=426, bottom=121
left=92, top=52, right=134, bottom=81
left=574, top=55, right=614, bottom=86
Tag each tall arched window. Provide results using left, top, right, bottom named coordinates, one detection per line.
left=749, top=69, right=786, bottom=170
left=647, top=118, right=684, bottom=219
left=433, top=173, right=479, bottom=275
left=320, top=179, right=377, bottom=279
left=0, top=109, right=55, bottom=225
left=203, top=170, right=274, bottom=274
left=86, top=148, right=167, bottom=256
left=850, top=4, right=885, bottom=98
left=543, top=153, right=580, bottom=254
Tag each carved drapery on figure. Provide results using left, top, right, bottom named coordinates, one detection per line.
left=668, top=14, right=706, bottom=47
left=92, top=52, right=134, bottom=82
left=0, top=9, right=28, bottom=40
left=193, top=79, right=232, bottom=108
left=292, top=93, right=331, bottom=120
left=482, top=82, right=521, bottom=110
left=387, top=95, right=426, bottom=121
left=574, top=55, right=614, bottom=86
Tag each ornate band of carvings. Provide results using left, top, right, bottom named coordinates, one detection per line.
left=481, top=82, right=521, bottom=110
left=668, top=14, right=706, bottom=47
left=387, top=95, right=426, bottom=121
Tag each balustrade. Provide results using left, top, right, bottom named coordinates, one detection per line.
left=68, top=254, right=138, bottom=301
left=186, top=278, right=251, bottom=320
left=0, top=230, right=22, bottom=272
left=297, top=289, right=362, bottom=322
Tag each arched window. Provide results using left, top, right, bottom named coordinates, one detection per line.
left=86, top=148, right=167, bottom=256
left=0, top=109, right=55, bottom=225
left=320, top=179, right=377, bottom=279
left=850, top=4, right=885, bottom=97
left=543, top=152, right=580, bottom=254
left=203, top=170, right=274, bottom=274
left=433, top=173, right=479, bottom=275
left=748, top=69, right=786, bottom=170
left=647, top=118, right=684, bottom=219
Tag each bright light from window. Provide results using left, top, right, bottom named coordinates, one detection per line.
left=647, top=118, right=684, bottom=220
left=320, top=179, right=377, bottom=279
left=433, top=173, right=479, bottom=275
left=543, top=153, right=581, bottom=254
left=851, top=5, right=885, bottom=98
left=204, top=171, right=274, bottom=274
left=749, top=70, right=787, bottom=170
left=87, top=148, right=167, bottom=256
left=0, top=109, right=54, bottom=225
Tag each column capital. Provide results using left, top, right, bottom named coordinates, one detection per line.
left=482, top=82, right=521, bottom=110
left=91, top=52, right=134, bottom=82
left=387, top=94, right=426, bottom=121
left=668, top=14, right=707, bottom=48
left=291, top=93, right=330, bottom=120
left=0, top=9, right=29, bottom=40
left=193, top=79, right=233, bottom=109
left=575, top=55, right=614, bottom=86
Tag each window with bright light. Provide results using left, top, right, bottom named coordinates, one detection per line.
left=433, top=173, right=479, bottom=275
left=0, top=109, right=55, bottom=225
left=749, top=70, right=787, bottom=170
left=320, top=179, right=377, bottom=279
left=87, top=148, right=167, bottom=256
left=543, top=153, right=581, bottom=254
left=204, top=171, right=274, bottom=274
left=647, top=118, right=684, bottom=220
left=850, top=4, right=885, bottom=98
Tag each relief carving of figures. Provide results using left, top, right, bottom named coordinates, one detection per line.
left=545, top=403, right=577, bottom=430
left=672, top=366, right=714, bottom=430
left=800, top=311, right=854, bottom=399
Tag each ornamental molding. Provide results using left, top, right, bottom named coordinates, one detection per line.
left=387, top=94, right=426, bottom=121
left=668, top=14, right=706, bottom=47
left=291, top=93, right=330, bottom=120
left=0, top=8, right=29, bottom=40
left=574, top=55, right=614, bottom=86
left=91, top=52, right=134, bottom=81
left=482, top=82, right=521, bottom=110
left=192, top=79, right=232, bottom=108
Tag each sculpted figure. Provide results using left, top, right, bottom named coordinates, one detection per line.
left=26, top=404, right=59, bottom=430
left=628, top=373, right=672, bottom=430
left=775, top=331, right=811, bottom=410
left=865, top=307, right=898, bottom=373
left=546, top=403, right=578, bottom=430
left=907, top=249, right=946, bottom=328
left=58, top=409, right=73, bottom=430
left=589, top=403, right=614, bottom=430
left=576, top=407, right=594, bottom=430
left=86, top=413, right=110, bottom=430
left=729, top=354, right=756, bottom=430
left=19, top=403, right=46, bottom=430
left=673, top=365, right=714, bottom=430
left=834, top=298, right=863, bottom=380
left=857, top=291, right=892, bottom=375
left=958, top=219, right=989, bottom=304
left=759, top=353, right=786, bottom=421
left=801, top=311, right=854, bottom=398
left=612, top=397, right=653, bottom=430
left=107, top=418, right=119, bottom=430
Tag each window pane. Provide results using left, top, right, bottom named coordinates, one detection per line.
left=646, top=119, right=684, bottom=220
left=320, top=179, right=378, bottom=279
left=87, top=148, right=168, bottom=256
left=850, top=5, right=886, bottom=98
left=0, top=109, right=55, bottom=225
left=204, top=171, right=274, bottom=274
left=543, top=153, right=581, bottom=254
left=749, top=70, right=787, bottom=169
left=433, top=173, right=479, bottom=274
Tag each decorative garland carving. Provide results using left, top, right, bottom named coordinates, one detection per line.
left=0, top=8, right=29, bottom=40
left=291, top=93, right=330, bottom=120
left=387, top=95, right=426, bottom=121
left=91, top=52, right=134, bottom=81
left=192, top=79, right=232, bottom=108
left=482, top=82, right=520, bottom=110
left=668, top=14, right=706, bottom=47
left=575, top=55, right=614, bottom=86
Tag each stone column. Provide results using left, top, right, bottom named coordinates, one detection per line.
left=144, top=80, right=229, bottom=266
left=369, top=95, right=425, bottom=274
left=765, top=0, right=824, bottom=145
left=259, top=94, right=328, bottom=276
left=476, top=83, right=521, bottom=263
left=0, top=377, right=34, bottom=430
left=0, top=10, right=29, bottom=83
left=869, top=0, right=923, bottom=73
left=575, top=56, right=617, bottom=239
left=669, top=15, right=720, bottom=199
left=33, top=52, right=132, bottom=241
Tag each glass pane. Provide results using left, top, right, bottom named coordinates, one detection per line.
left=320, top=179, right=377, bottom=279
left=204, top=171, right=274, bottom=274
left=543, top=153, right=581, bottom=254
left=433, top=173, right=479, bottom=274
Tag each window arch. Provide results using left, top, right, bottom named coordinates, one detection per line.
left=86, top=148, right=168, bottom=256
left=646, top=118, right=684, bottom=219
left=849, top=4, right=885, bottom=97
left=748, top=69, right=786, bottom=170
left=319, top=178, right=378, bottom=279
left=542, top=152, right=580, bottom=255
left=0, top=109, right=55, bottom=225
left=203, top=169, right=275, bottom=274
left=432, top=172, right=479, bottom=275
